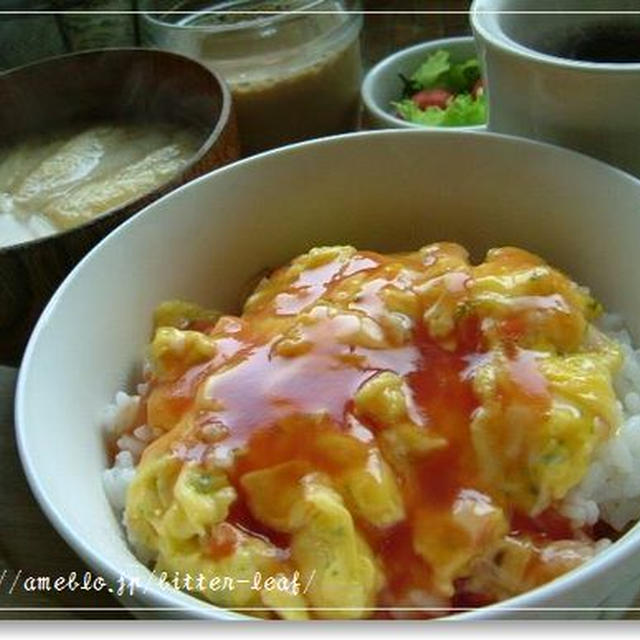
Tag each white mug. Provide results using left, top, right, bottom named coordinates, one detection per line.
left=471, top=0, right=640, bottom=176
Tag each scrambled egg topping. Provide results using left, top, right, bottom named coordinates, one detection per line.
left=122, top=243, right=622, bottom=618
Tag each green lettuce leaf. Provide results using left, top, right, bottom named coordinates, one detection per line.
left=410, top=49, right=451, bottom=89
left=393, top=99, right=448, bottom=126
left=407, top=49, right=482, bottom=93
left=439, top=92, right=487, bottom=126
left=392, top=92, right=487, bottom=127
left=445, top=58, right=481, bottom=94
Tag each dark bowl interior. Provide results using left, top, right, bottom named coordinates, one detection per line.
left=0, top=48, right=240, bottom=365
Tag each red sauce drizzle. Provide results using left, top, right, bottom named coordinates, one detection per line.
left=510, top=508, right=575, bottom=542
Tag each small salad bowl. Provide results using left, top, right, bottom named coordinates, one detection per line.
left=361, top=36, right=487, bottom=131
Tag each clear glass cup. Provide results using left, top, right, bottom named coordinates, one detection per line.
left=140, top=0, right=363, bottom=155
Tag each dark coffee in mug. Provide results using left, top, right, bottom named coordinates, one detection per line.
left=535, top=21, right=640, bottom=63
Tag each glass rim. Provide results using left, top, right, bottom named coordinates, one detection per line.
left=139, top=0, right=359, bottom=34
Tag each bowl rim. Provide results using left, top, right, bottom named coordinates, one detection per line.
left=139, top=0, right=361, bottom=35
left=15, top=128, right=640, bottom=620
left=0, top=46, right=234, bottom=256
left=470, top=0, right=640, bottom=74
left=361, top=36, right=486, bottom=132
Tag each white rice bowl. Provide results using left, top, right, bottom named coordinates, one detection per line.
left=18, top=130, right=640, bottom=620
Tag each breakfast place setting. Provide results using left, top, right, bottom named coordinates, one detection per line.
left=3, top=0, right=640, bottom=627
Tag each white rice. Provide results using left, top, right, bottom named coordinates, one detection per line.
left=103, top=450, right=136, bottom=513
left=101, top=313, right=640, bottom=536
left=101, top=389, right=144, bottom=515
left=560, top=314, right=640, bottom=531
left=100, top=390, right=140, bottom=440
